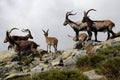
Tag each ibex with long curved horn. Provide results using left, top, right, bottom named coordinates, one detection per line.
left=4, top=28, right=19, bottom=50
left=42, top=29, right=58, bottom=53
left=4, top=28, right=19, bottom=43
left=5, top=30, right=40, bottom=63
left=82, top=9, right=116, bottom=41
left=63, top=11, right=90, bottom=41
left=4, top=28, right=33, bottom=50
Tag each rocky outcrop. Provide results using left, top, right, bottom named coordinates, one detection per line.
left=0, top=36, right=120, bottom=79
left=83, top=70, right=106, bottom=80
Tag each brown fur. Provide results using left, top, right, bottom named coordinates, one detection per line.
left=68, top=33, right=88, bottom=49
left=6, top=30, right=40, bottom=62
left=63, top=11, right=88, bottom=41
left=68, top=33, right=88, bottom=42
left=42, top=29, right=58, bottom=53
left=82, top=9, right=116, bottom=41
left=4, top=28, right=33, bottom=50
left=4, top=29, right=33, bottom=43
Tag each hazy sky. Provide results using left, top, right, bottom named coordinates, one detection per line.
left=0, top=0, right=120, bottom=51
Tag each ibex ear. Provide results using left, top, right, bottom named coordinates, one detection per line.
left=42, top=30, right=45, bottom=33
left=47, top=29, right=49, bottom=33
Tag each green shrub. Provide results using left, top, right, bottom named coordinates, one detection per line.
left=33, top=69, right=88, bottom=80
left=97, top=45, right=120, bottom=56
left=90, top=54, right=106, bottom=67
left=99, top=57, right=120, bottom=79
left=98, top=46, right=114, bottom=55
left=76, top=54, right=106, bottom=69
left=12, top=69, right=88, bottom=80
left=10, top=76, right=31, bottom=80
left=76, top=56, right=90, bottom=68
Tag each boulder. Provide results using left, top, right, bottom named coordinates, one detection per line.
left=4, top=72, right=30, bottom=80
left=63, top=49, right=87, bottom=68
left=73, top=41, right=82, bottom=49
left=101, top=37, right=120, bottom=48
left=0, top=62, right=23, bottom=79
left=83, top=70, right=106, bottom=80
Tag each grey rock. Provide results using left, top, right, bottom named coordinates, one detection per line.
left=73, top=41, right=83, bottom=49
left=83, top=70, right=106, bottom=80
left=4, top=72, right=30, bottom=80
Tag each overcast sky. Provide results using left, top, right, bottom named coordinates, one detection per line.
left=0, top=0, right=120, bottom=51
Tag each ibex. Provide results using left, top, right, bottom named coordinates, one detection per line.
left=68, top=33, right=88, bottom=49
left=5, top=30, right=40, bottom=63
left=4, top=28, right=33, bottom=50
left=82, top=9, right=116, bottom=41
left=68, top=33, right=88, bottom=42
left=42, top=29, right=58, bottom=53
left=4, top=28, right=19, bottom=50
left=63, top=11, right=89, bottom=41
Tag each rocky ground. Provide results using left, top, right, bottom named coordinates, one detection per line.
left=0, top=36, right=120, bottom=80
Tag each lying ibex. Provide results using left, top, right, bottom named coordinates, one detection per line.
left=68, top=33, right=88, bottom=49
left=82, top=9, right=116, bottom=41
left=5, top=30, right=40, bottom=62
left=42, top=29, right=58, bottom=53
left=4, top=28, right=33, bottom=50
left=68, top=33, right=88, bottom=42
left=63, top=11, right=89, bottom=41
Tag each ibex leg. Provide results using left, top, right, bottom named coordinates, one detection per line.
left=87, top=31, right=92, bottom=41
left=107, top=31, right=110, bottom=40
left=75, top=31, right=79, bottom=41
left=54, top=45, right=57, bottom=52
left=110, top=30, right=116, bottom=38
left=49, top=45, right=51, bottom=53
left=94, top=31, right=98, bottom=41
left=8, top=45, right=12, bottom=50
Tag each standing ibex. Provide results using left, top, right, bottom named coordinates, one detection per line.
left=63, top=11, right=89, bottom=41
left=42, top=29, right=58, bottom=53
left=5, top=30, right=40, bottom=63
left=4, top=28, right=33, bottom=50
left=82, top=9, right=116, bottom=41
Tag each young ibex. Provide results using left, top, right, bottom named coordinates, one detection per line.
left=4, top=28, right=33, bottom=50
left=82, top=9, right=116, bottom=41
left=5, top=30, right=40, bottom=63
left=42, top=29, right=58, bottom=53
left=68, top=33, right=88, bottom=49
left=63, top=11, right=89, bottom=41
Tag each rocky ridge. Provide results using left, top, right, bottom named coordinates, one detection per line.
left=0, top=36, right=120, bottom=80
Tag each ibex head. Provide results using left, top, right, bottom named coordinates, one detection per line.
left=63, top=11, right=77, bottom=26
left=4, top=28, right=19, bottom=43
left=82, top=9, right=96, bottom=23
left=22, top=29, right=33, bottom=39
left=42, top=29, right=49, bottom=37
